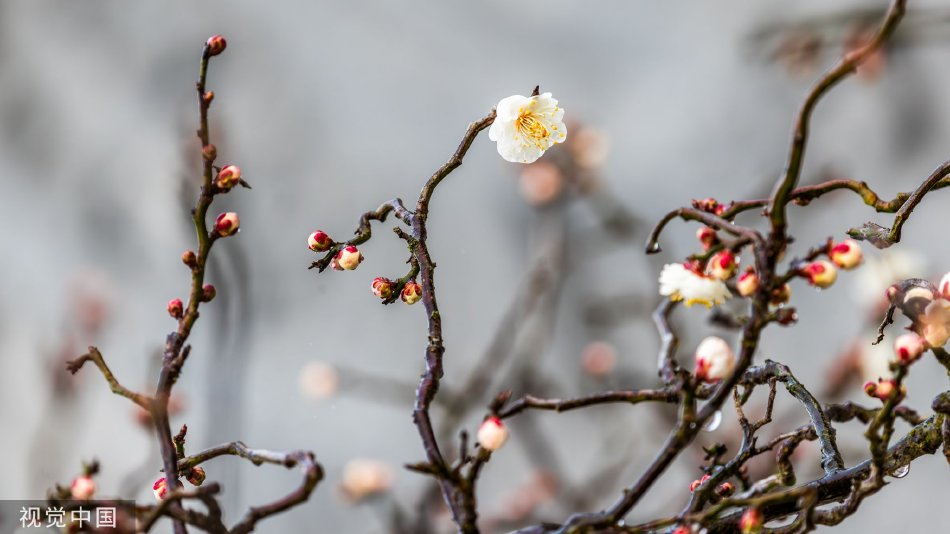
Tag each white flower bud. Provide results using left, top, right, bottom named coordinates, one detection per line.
left=336, top=246, right=363, bottom=270
left=707, top=250, right=737, bottom=281
left=694, top=336, right=735, bottom=382
left=477, top=416, right=509, bottom=451
left=736, top=268, right=759, bottom=297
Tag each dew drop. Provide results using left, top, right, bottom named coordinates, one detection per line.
left=889, top=464, right=910, bottom=478
left=703, top=410, right=723, bottom=432
left=647, top=242, right=661, bottom=254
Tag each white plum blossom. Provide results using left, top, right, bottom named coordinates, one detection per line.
left=488, top=92, right=566, bottom=163
left=658, top=263, right=731, bottom=308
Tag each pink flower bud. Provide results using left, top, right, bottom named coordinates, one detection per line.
left=477, top=416, right=509, bottom=451
left=696, top=227, right=718, bottom=250
left=186, top=466, right=206, bottom=486
left=152, top=477, right=169, bottom=501
left=203, top=91, right=215, bottom=104
left=863, top=380, right=878, bottom=397
left=740, top=507, right=763, bottom=534
left=215, top=165, right=241, bottom=190
left=167, top=298, right=184, bottom=319
left=829, top=239, right=863, bottom=270
left=308, top=230, right=332, bottom=252
left=206, top=35, right=227, bottom=56
left=371, top=277, right=394, bottom=299
left=689, top=473, right=711, bottom=493
left=518, top=162, right=563, bottom=206
left=672, top=527, right=692, bottom=534
left=214, top=212, right=240, bottom=237
left=736, top=268, right=759, bottom=297
left=939, top=272, right=950, bottom=299
left=401, top=281, right=422, bottom=305
left=707, top=250, right=737, bottom=280
left=803, top=260, right=837, bottom=288
left=694, top=337, right=735, bottom=383
left=336, top=246, right=363, bottom=270
left=181, top=250, right=197, bottom=268
left=70, top=475, right=96, bottom=500
left=893, top=333, right=925, bottom=365
left=201, top=284, right=216, bottom=302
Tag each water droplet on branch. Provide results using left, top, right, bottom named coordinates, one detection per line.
left=703, top=410, right=723, bottom=432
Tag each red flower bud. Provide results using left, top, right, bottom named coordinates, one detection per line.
left=707, top=250, right=737, bottom=281
left=401, top=281, right=422, bottom=305
left=167, top=298, right=184, bottom=319
left=716, top=482, right=735, bottom=497
left=737, top=267, right=759, bottom=297
left=214, top=212, right=240, bottom=237
left=336, top=246, right=363, bottom=270
left=696, top=227, right=718, bottom=250
left=201, top=284, right=216, bottom=302
left=829, top=239, right=863, bottom=270
left=206, top=35, right=227, bottom=56
left=215, top=165, right=241, bottom=190
left=371, top=277, right=394, bottom=299
left=802, top=260, right=837, bottom=288
left=152, top=477, right=169, bottom=501
left=307, top=230, right=332, bottom=252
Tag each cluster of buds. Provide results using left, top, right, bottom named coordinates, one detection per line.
left=214, top=164, right=241, bottom=191
left=371, top=277, right=393, bottom=299
left=691, top=197, right=727, bottom=216
left=167, top=298, right=184, bottom=319
left=332, top=246, right=363, bottom=271
left=800, top=239, right=864, bottom=289
left=401, top=281, right=422, bottom=305
left=214, top=212, right=240, bottom=237
left=70, top=475, right=96, bottom=500
left=740, top=507, right=763, bottom=534
left=152, top=477, right=169, bottom=501
left=864, top=378, right=906, bottom=403
left=886, top=275, right=950, bottom=348
left=307, top=230, right=332, bottom=252
left=477, top=416, right=509, bottom=451
left=694, top=336, right=735, bottom=383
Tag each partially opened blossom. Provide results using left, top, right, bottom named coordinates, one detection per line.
left=659, top=263, right=731, bottom=308
left=893, top=333, right=925, bottom=365
left=488, top=92, right=566, bottom=164
left=919, top=298, right=950, bottom=347
left=939, top=271, right=950, bottom=299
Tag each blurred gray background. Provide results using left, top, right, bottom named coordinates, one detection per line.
left=2, top=0, right=950, bottom=532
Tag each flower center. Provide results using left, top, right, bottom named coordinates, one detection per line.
left=517, top=110, right=548, bottom=146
